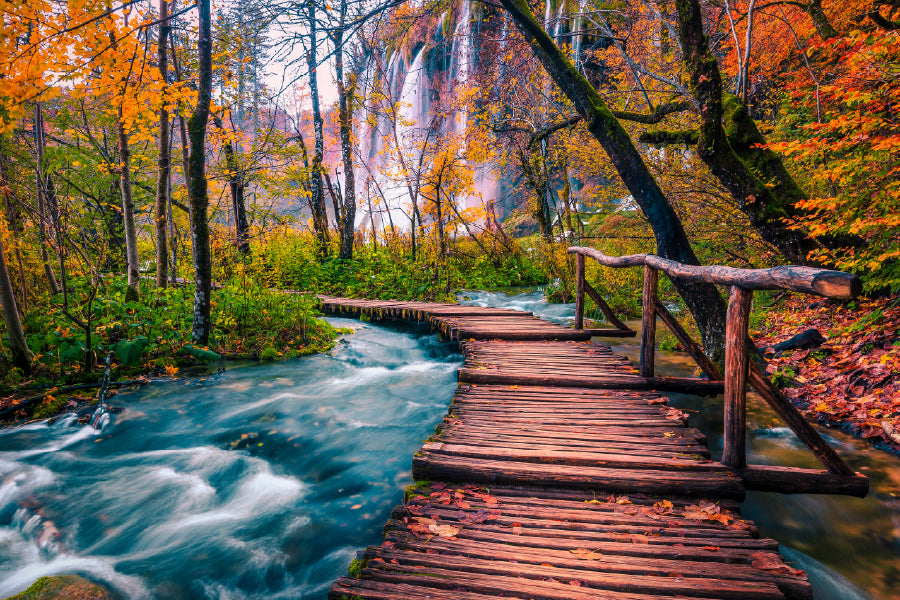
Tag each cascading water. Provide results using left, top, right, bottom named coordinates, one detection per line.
left=353, top=0, right=506, bottom=233
left=0, top=318, right=461, bottom=599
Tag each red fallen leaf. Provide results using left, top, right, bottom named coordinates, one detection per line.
left=488, top=510, right=501, bottom=519
left=482, top=495, right=499, bottom=506
left=454, top=491, right=465, bottom=500
left=668, top=573, right=684, bottom=578
left=390, top=559, right=399, bottom=564
left=702, top=546, right=720, bottom=552
left=370, top=558, right=386, bottom=563
left=382, top=541, right=395, bottom=549
left=541, top=563, right=554, bottom=567
left=749, top=552, right=806, bottom=577
left=456, top=501, right=471, bottom=509
left=459, top=509, right=489, bottom=524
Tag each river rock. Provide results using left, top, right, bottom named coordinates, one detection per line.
left=4, top=575, right=112, bottom=600
left=770, top=328, right=826, bottom=353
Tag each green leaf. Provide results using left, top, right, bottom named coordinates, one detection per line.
left=58, top=337, right=87, bottom=363
left=183, top=345, right=222, bottom=362
left=114, top=335, right=150, bottom=366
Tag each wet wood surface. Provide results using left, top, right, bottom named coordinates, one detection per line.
left=321, top=297, right=815, bottom=600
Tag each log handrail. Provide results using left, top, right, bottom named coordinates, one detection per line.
left=567, top=245, right=863, bottom=489
left=568, top=246, right=861, bottom=300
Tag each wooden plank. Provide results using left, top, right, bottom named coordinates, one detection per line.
left=363, top=546, right=786, bottom=599
left=738, top=465, right=868, bottom=497
left=412, top=453, right=745, bottom=499
left=584, top=280, right=632, bottom=331
left=420, top=442, right=721, bottom=471
left=576, top=251, right=585, bottom=329
left=640, top=266, right=658, bottom=378
left=654, top=298, right=722, bottom=380
left=723, top=287, right=752, bottom=469
left=458, top=369, right=726, bottom=396
left=747, top=363, right=856, bottom=476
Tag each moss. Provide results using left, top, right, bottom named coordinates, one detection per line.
left=404, top=480, right=432, bottom=502
left=5, top=575, right=112, bottom=600
left=347, top=558, right=362, bottom=578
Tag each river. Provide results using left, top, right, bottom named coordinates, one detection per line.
left=0, top=291, right=897, bottom=599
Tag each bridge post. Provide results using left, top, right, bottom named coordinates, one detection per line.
left=723, top=286, right=752, bottom=468
left=575, top=252, right=585, bottom=330
left=639, top=266, right=657, bottom=378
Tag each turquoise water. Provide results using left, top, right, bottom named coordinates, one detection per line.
left=1, top=291, right=897, bottom=599
left=0, top=319, right=460, bottom=599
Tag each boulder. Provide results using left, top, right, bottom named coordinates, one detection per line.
left=771, top=328, right=826, bottom=353
left=4, top=575, right=113, bottom=600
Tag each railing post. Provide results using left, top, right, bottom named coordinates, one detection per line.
left=639, top=266, right=657, bottom=378
left=723, top=286, right=752, bottom=469
left=574, top=252, right=585, bottom=330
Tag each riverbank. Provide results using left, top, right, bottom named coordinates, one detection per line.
left=0, top=278, right=344, bottom=425
left=753, top=295, right=900, bottom=455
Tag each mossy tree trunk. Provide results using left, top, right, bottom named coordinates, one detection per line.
left=188, top=0, right=213, bottom=345
left=497, top=0, right=727, bottom=357
left=674, top=0, right=834, bottom=266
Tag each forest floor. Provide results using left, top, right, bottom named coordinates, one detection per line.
left=753, top=295, right=900, bottom=455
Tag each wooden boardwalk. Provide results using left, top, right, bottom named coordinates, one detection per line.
left=322, top=297, right=813, bottom=600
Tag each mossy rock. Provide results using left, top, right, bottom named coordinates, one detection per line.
left=4, top=575, right=113, bottom=600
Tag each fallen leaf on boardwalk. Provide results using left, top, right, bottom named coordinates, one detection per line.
left=749, top=552, right=807, bottom=577
left=628, top=534, right=650, bottom=544
left=541, top=563, right=554, bottom=568
left=456, top=500, right=471, bottom=509
left=570, top=548, right=602, bottom=560
left=648, top=397, right=667, bottom=405
left=663, top=432, right=675, bottom=438
left=482, top=495, right=499, bottom=506
left=428, top=523, right=460, bottom=538
left=569, top=580, right=582, bottom=586
left=615, top=496, right=631, bottom=505
left=459, top=509, right=489, bottom=524
left=382, top=541, right=395, bottom=549
left=702, top=546, right=720, bottom=552
left=709, top=513, right=732, bottom=525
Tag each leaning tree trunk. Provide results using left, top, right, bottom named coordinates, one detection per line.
left=188, top=0, right=213, bottom=345
left=497, top=0, right=727, bottom=357
left=0, top=233, right=32, bottom=374
left=155, top=0, right=171, bottom=288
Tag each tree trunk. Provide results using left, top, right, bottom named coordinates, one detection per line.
left=33, top=103, right=60, bottom=295
left=0, top=233, right=32, bottom=374
left=306, top=0, right=329, bottom=257
left=497, top=0, right=727, bottom=356
left=673, top=0, right=812, bottom=265
left=335, top=0, right=356, bottom=261
left=188, top=0, right=213, bottom=345
left=806, top=0, right=838, bottom=39
left=213, top=116, right=250, bottom=253
left=156, top=0, right=170, bottom=288
left=117, top=104, right=140, bottom=301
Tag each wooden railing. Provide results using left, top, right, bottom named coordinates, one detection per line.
left=569, top=246, right=868, bottom=497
